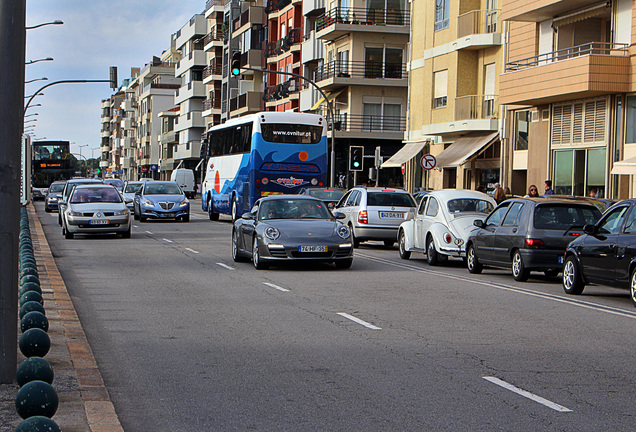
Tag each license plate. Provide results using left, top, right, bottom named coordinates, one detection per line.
left=299, top=245, right=327, bottom=252
left=160, top=213, right=174, bottom=218
left=558, top=256, right=564, bottom=264
left=380, top=212, right=404, bottom=219
left=89, top=219, right=109, bottom=225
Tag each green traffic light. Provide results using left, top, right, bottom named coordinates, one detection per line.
left=232, top=68, right=240, bottom=76
left=353, top=162, right=360, bottom=167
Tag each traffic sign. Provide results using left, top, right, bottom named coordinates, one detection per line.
left=421, top=154, right=436, bottom=170
left=401, top=163, right=405, bottom=175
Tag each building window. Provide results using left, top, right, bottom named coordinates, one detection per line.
left=514, top=111, right=529, bottom=151
left=553, top=148, right=606, bottom=197
left=433, top=70, right=448, bottom=109
left=435, top=0, right=449, bottom=31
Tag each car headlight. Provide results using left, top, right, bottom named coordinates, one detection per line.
left=113, top=210, right=128, bottom=216
left=264, top=226, right=280, bottom=240
left=143, top=199, right=155, bottom=207
left=337, top=225, right=350, bottom=239
left=69, top=211, right=82, bottom=217
left=179, top=199, right=189, bottom=207
left=49, top=197, right=58, bottom=202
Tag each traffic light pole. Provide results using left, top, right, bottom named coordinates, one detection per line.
left=236, top=67, right=337, bottom=187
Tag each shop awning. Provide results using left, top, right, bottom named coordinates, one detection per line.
left=381, top=140, right=429, bottom=168
left=611, top=156, right=636, bottom=175
left=435, top=132, right=499, bottom=168
left=552, top=2, right=609, bottom=28
left=311, top=89, right=344, bottom=111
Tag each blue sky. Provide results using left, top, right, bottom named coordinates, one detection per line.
left=25, top=0, right=204, bottom=159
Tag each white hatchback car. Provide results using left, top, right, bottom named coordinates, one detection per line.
left=398, top=189, right=495, bottom=265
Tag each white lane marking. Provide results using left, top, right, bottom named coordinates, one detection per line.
left=263, top=282, right=289, bottom=292
left=185, top=248, right=199, bottom=254
left=145, top=231, right=153, bottom=235
left=133, top=225, right=139, bottom=228
left=337, top=312, right=382, bottom=330
left=357, top=253, right=636, bottom=320
left=162, top=238, right=173, bottom=243
left=216, top=262, right=234, bottom=270
left=483, top=376, right=573, bottom=413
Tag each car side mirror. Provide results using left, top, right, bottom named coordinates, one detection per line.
left=332, top=211, right=346, bottom=219
left=473, top=220, right=484, bottom=228
left=242, top=212, right=256, bottom=220
left=584, top=224, right=596, bottom=235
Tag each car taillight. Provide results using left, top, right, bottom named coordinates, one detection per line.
left=525, top=238, right=544, bottom=246
left=358, top=210, right=368, bottom=224
left=444, top=233, right=451, bottom=243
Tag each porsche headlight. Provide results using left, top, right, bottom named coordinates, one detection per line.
left=337, top=225, right=350, bottom=239
left=143, top=199, right=155, bottom=207
left=265, top=226, right=280, bottom=240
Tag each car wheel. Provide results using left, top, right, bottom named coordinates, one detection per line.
left=466, top=244, right=482, bottom=274
left=122, top=225, right=131, bottom=239
left=562, top=256, right=585, bottom=295
left=544, top=269, right=559, bottom=278
left=630, top=268, right=636, bottom=308
left=512, top=250, right=529, bottom=282
left=134, top=206, right=139, bottom=221
left=349, top=224, right=360, bottom=248
left=45, top=207, right=51, bottom=213
left=252, top=236, right=268, bottom=270
left=398, top=230, right=411, bottom=260
left=335, top=259, right=353, bottom=269
left=64, top=226, right=73, bottom=239
left=58, top=214, right=62, bottom=226
left=384, top=240, right=395, bottom=248
left=207, top=197, right=219, bottom=221
left=232, top=229, right=246, bottom=262
left=139, top=214, right=146, bottom=222
left=427, top=236, right=440, bottom=266
left=182, top=214, right=190, bottom=222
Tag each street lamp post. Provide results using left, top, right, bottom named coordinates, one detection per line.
left=25, top=57, right=53, bottom=65
left=25, top=20, right=63, bottom=30
left=25, top=77, right=48, bottom=84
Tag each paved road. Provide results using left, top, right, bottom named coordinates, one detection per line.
left=37, top=201, right=636, bottom=431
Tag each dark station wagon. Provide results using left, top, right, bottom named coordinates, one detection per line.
left=466, top=197, right=602, bottom=281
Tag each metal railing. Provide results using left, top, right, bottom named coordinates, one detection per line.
left=206, top=0, right=223, bottom=10
left=316, top=7, right=410, bottom=32
left=203, top=61, right=222, bottom=79
left=457, top=9, right=499, bottom=38
left=203, top=29, right=224, bottom=46
left=265, top=28, right=302, bottom=58
left=314, top=60, right=407, bottom=81
left=454, top=95, right=498, bottom=120
left=505, top=42, right=629, bottom=72
left=335, top=113, right=406, bottom=133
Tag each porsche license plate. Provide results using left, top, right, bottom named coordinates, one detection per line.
left=89, top=219, right=108, bottom=225
left=299, top=245, right=327, bottom=252
left=380, top=212, right=404, bottom=219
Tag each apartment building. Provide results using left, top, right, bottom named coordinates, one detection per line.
left=158, top=107, right=180, bottom=180
left=401, top=0, right=503, bottom=193
left=500, top=0, right=633, bottom=199
left=203, top=0, right=226, bottom=129
left=304, top=0, right=411, bottom=187
left=121, top=71, right=140, bottom=180
left=174, top=14, right=207, bottom=173
left=99, top=99, right=111, bottom=172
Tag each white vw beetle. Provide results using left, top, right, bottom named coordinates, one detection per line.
left=398, top=189, right=495, bottom=265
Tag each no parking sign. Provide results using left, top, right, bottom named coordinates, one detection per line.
left=420, top=154, right=436, bottom=170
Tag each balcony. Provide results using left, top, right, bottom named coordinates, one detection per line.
left=123, top=99, right=137, bottom=111
left=265, top=28, right=302, bottom=60
left=100, top=129, right=110, bottom=138
left=422, top=95, right=500, bottom=136
left=123, top=137, right=135, bottom=148
left=205, top=0, right=223, bottom=18
left=316, top=7, right=410, bottom=41
left=175, top=81, right=206, bottom=104
left=175, top=51, right=206, bottom=77
left=122, top=157, right=134, bottom=169
left=174, top=111, right=205, bottom=132
left=455, top=9, right=502, bottom=49
left=204, top=28, right=224, bottom=51
left=301, top=31, right=324, bottom=64
left=175, top=14, right=206, bottom=49
left=303, top=0, right=325, bottom=16
left=334, top=113, right=406, bottom=139
left=232, top=6, right=264, bottom=35
left=203, top=60, right=223, bottom=84
left=123, top=118, right=137, bottom=130
left=230, top=91, right=262, bottom=115
left=202, top=93, right=222, bottom=116
left=161, top=130, right=177, bottom=144
left=501, top=42, right=630, bottom=105
left=501, top=0, right=604, bottom=22
left=314, top=60, right=408, bottom=90
left=239, top=49, right=263, bottom=73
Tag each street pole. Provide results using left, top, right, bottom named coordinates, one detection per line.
left=0, top=0, right=26, bottom=384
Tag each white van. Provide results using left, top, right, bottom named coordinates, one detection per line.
left=170, top=169, right=196, bottom=198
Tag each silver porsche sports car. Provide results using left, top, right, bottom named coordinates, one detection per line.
left=232, top=195, right=354, bottom=270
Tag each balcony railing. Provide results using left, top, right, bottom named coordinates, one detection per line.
left=335, top=114, right=406, bottom=133
left=205, top=0, right=222, bottom=10
left=505, top=42, right=629, bottom=72
left=265, top=0, right=278, bottom=14
left=316, top=7, right=410, bottom=32
left=204, top=29, right=224, bottom=46
left=203, top=61, right=223, bottom=79
left=314, top=60, right=407, bottom=81
left=263, top=78, right=301, bottom=101
left=457, top=9, right=499, bottom=38
left=454, top=95, right=499, bottom=120
left=203, top=97, right=222, bottom=111
left=265, top=28, right=302, bottom=58
left=141, top=83, right=180, bottom=93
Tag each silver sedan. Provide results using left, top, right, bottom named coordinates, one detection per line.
left=61, top=184, right=131, bottom=239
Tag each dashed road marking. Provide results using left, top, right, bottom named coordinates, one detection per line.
left=162, top=238, right=173, bottom=243
left=145, top=231, right=153, bottom=235
left=216, top=262, right=234, bottom=270
left=263, top=282, right=289, bottom=292
left=185, top=248, right=199, bottom=254
left=483, top=376, right=573, bottom=413
left=337, top=312, right=381, bottom=330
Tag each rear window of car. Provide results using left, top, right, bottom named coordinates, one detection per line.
left=447, top=199, right=494, bottom=214
left=367, top=192, right=416, bottom=207
left=533, top=205, right=601, bottom=230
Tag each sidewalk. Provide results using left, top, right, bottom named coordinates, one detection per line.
left=0, top=204, right=123, bottom=432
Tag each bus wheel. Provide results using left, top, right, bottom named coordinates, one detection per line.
left=207, top=197, right=219, bottom=221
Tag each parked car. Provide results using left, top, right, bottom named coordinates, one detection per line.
left=133, top=181, right=190, bottom=222
left=466, top=197, right=602, bottom=281
left=60, top=184, right=131, bottom=239
left=170, top=168, right=196, bottom=199
left=562, top=199, right=636, bottom=306
left=58, top=178, right=104, bottom=225
left=544, top=194, right=615, bottom=213
left=398, top=189, right=495, bottom=265
left=334, top=187, right=417, bottom=248
left=412, top=189, right=433, bottom=204
left=122, top=181, right=143, bottom=211
left=232, top=195, right=353, bottom=270
left=44, top=180, right=67, bottom=212
left=298, top=187, right=345, bottom=209
left=103, top=178, right=124, bottom=192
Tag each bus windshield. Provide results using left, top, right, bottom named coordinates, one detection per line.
left=261, top=124, right=323, bottom=144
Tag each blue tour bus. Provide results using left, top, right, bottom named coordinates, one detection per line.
left=201, top=112, right=328, bottom=220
